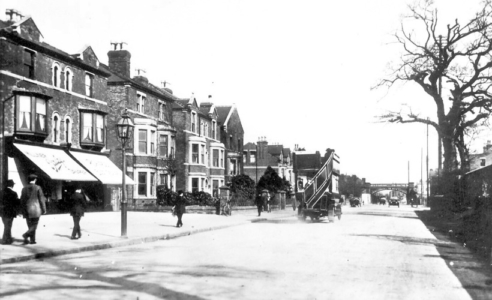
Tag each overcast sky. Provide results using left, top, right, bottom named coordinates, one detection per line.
left=2, top=0, right=490, bottom=185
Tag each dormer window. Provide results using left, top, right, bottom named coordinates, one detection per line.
left=481, top=158, right=486, bottom=167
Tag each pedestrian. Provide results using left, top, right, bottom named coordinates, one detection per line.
left=256, top=194, right=264, bottom=217
left=267, top=194, right=271, bottom=213
left=214, top=197, right=221, bottom=215
left=70, top=187, right=87, bottom=239
left=1, top=179, right=20, bottom=244
left=20, top=174, right=46, bottom=245
left=175, top=190, right=186, bottom=227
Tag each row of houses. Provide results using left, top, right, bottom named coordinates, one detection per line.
left=0, top=11, right=245, bottom=210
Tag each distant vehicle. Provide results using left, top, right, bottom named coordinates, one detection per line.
left=379, top=198, right=387, bottom=205
left=388, top=198, right=400, bottom=207
left=350, top=198, right=361, bottom=207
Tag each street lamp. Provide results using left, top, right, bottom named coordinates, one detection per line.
left=116, top=110, right=134, bottom=237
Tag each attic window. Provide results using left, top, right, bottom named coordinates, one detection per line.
left=481, top=158, right=486, bottom=167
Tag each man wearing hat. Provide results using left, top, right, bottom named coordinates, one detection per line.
left=20, top=174, right=46, bottom=245
left=1, top=179, right=20, bottom=244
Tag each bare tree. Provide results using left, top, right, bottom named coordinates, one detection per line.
left=375, top=0, right=492, bottom=173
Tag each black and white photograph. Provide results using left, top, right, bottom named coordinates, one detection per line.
left=1, top=0, right=492, bottom=299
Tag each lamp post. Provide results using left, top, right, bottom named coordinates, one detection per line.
left=116, top=110, right=134, bottom=237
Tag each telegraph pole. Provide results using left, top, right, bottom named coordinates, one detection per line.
left=426, top=118, right=429, bottom=206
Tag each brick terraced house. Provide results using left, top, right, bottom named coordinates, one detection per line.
left=0, top=11, right=132, bottom=211
left=172, top=96, right=225, bottom=196
left=105, top=44, right=178, bottom=209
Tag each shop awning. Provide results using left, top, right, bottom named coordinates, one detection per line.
left=70, top=151, right=135, bottom=185
left=14, top=143, right=97, bottom=181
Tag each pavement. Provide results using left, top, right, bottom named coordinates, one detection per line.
left=0, top=208, right=297, bottom=265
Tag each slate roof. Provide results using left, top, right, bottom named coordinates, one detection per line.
left=1, top=17, right=110, bottom=77
left=243, top=142, right=257, bottom=150
left=268, top=145, right=283, bottom=156
left=216, top=106, right=232, bottom=124
left=282, top=148, right=291, bottom=158
left=104, top=64, right=178, bottom=102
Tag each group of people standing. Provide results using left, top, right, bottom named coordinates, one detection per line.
left=0, top=174, right=88, bottom=245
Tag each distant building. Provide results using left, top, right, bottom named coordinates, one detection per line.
left=216, top=104, right=244, bottom=184
left=172, top=96, right=225, bottom=196
left=243, top=138, right=294, bottom=186
left=468, top=140, right=492, bottom=171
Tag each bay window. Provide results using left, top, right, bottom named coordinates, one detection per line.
left=213, top=149, right=219, bottom=167
left=150, top=172, right=156, bottom=196
left=201, top=145, right=205, bottom=164
left=192, top=144, right=199, bottom=163
left=150, top=131, right=156, bottom=154
left=138, top=172, right=147, bottom=196
left=138, top=129, right=147, bottom=154
left=16, top=95, right=48, bottom=137
left=80, top=111, right=106, bottom=148
left=192, top=178, right=199, bottom=193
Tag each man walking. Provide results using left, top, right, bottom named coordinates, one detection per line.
left=175, top=190, right=186, bottom=228
left=20, top=174, right=46, bottom=245
left=1, top=179, right=20, bottom=244
left=256, top=194, right=263, bottom=217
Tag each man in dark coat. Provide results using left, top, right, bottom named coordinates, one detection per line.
left=70, top=187, right=87, bottom=239
left=1, top=179, right=20, bottom=244
left=175, top=190, right=186, bottom=227
left=256, top=194, right=263, bottom=217
left=20, top=174, right=46, bottom=245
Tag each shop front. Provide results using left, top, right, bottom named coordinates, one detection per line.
left=8, top=140, right=134, bottom=213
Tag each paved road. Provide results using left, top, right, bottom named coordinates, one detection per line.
left=0, top=205, right=482, bottom=299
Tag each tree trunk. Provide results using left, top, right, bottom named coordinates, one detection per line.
left=442, top=133, right=458, bottom=173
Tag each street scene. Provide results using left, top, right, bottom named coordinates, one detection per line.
left=3, top=0, right=492, bottom=299
left=1, top=205, right=488, bottom=300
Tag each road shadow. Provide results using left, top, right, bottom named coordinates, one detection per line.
left=415, top=210, right=492, bottom=299
left=54, top=234, right=73, bottom=239
left=354, top=211, right=419, bottom=219
left=0, top=243, right=209, bottom=300
left=255, top=219, right=306, bottom=224
left=349, top=233, right=454, bottom=247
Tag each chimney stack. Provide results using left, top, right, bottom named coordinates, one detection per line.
left=133, top=68, right=148, bottom=85
left=5, top=9, right=23, bottom=23
left=108, top=42, right=131, bottom=78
